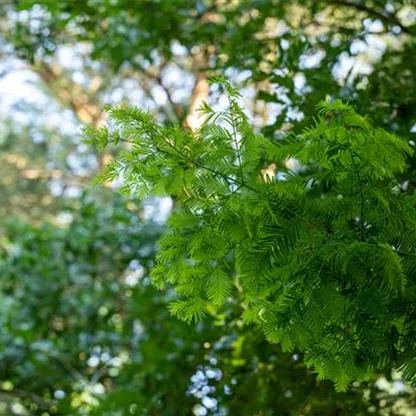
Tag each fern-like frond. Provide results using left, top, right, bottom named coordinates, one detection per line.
left=87, top=77, right=416, bottom=390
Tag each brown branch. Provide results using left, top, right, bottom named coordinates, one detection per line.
left=35, top=63, right=105, bottom=126
left=154, top=72, right=184, bottom=120
left=184, top=50, right=210, bottom=132
left=129, top=62, right=183, bottom=121
left=153, top=59, right=184, bottom=120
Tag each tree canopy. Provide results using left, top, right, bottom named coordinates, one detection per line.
left=1, top=0, right=416, bottom=414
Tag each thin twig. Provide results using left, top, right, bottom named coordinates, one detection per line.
left=228, top=96, right=245, bottom=185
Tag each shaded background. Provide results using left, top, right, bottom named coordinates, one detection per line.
left=0, top=0, right=416, bottom=414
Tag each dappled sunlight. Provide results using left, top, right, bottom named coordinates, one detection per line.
left=1, top=0, right=416, bottom=414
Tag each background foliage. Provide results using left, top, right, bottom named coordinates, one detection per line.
left=1, top=0, right=416, bottom=414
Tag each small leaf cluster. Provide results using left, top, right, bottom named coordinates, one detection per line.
left=85, top=79, right=416, bottom=390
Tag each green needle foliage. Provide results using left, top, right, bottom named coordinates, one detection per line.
left=85, top=77, right=416, bottom=391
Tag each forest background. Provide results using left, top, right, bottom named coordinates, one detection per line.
left=1, top=0, right=416, bottom=415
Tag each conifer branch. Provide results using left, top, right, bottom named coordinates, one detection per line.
left=119, top=137, right=256, bottom=194
left=87, top=86, right=416, bottom=390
